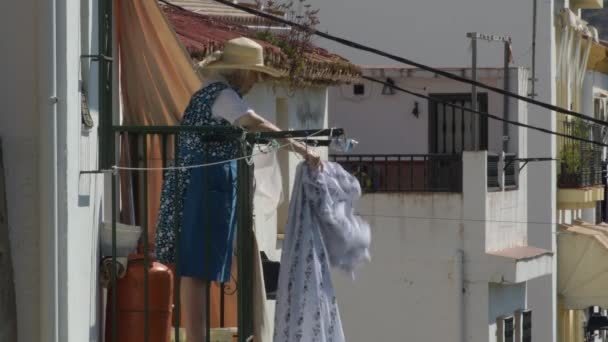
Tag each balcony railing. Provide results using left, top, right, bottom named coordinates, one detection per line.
left=103, top=126, right=341, bottom=342
left=330, top=154, right=463, bottom=193
left=559, top=120, right=604, bottom=188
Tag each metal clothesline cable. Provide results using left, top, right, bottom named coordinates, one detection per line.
left=362, top=76, right=608, bottom=148
left=201, top=0, right=608, bottom=128
left=111, top=128, right=326, bottom=171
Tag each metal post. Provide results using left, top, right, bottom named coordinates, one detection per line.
left=503, top=41, right=511, bottom=153
left=467, top=32, right=512, bottom=151
left=173, top=134, right=181, bottom=342
left=237, top=149, right=254, bottom=342
left=111, top=168, right=118, bottom=342
left=203, top=150, right=211, bottom=342
left=99, top=0, right=113, bottom=169
left=142, top=135, right=150, bottom=342
left=531, top=0, right=538, bottom=99
left=471, top=35, right=478, bottom=150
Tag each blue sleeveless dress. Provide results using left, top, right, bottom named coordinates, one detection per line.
left=155, top=82, right=240, bottom=282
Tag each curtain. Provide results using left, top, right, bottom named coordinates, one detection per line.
left=115, top=1, right=269, bottom=337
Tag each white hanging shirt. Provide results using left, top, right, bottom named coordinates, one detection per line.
left=274, top=161, right=371, bottom=342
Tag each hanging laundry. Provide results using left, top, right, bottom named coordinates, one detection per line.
left=274, top=161, right=371, bottom=342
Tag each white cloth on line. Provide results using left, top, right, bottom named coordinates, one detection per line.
left=253, top=150, right=284, bottom=222
left=273, top=161, right=371, bottom=342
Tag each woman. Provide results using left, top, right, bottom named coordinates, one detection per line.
left=155, top=37, right=321, bottom=342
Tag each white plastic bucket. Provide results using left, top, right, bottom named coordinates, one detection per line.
left=100, top=222, right=142, bottom=257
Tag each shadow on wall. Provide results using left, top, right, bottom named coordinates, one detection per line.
left=297, top=98, right=322, bottom=128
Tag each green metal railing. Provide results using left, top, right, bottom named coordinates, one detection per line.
left=107, top=126, right=341, bottom=342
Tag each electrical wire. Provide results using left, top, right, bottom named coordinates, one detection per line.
left=362, top=76, right=608, bottom=148
left=357, top=213, right=589, bottom=235
left=204, top=0, right=608, bottom=128
left=357, top=212, right=556, bottom=226
left=162, top=0, right=607, bottom=146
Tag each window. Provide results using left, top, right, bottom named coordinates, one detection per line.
left=497, top=316, right=515, bottom=342
left=522, top=311, right=531, bottom=342
left=594, top=98, right=603, bottom=121
left=593, top=94, right=608, bottom=122
left=428, top=93, right=488, bottom=153
left=353, top=83, right=365, bottom=95
left=504, top=316, right=514, bottom=342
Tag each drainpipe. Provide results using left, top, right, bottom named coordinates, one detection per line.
left=455, top=250, right=465, bottom=342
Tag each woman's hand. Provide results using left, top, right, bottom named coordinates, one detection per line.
left=234, top=111, right=324, bottom=171
left=304, top=149, right=323, bottom=171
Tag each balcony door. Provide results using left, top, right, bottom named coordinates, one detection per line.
left=428, top=93, right=488, bottom=153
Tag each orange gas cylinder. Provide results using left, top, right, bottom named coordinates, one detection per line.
left=105, top=254, right=173, bottom=342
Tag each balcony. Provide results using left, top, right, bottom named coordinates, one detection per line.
left=558, top=121, right=604, bottom=189
left=331, top=153, right=519, bottom=194
left=104, top=126, right=341, bottom=342
left=330, top=154, right=463, bottom=193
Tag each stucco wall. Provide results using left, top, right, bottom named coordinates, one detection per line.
left=66, top=0, right=104, bottom=340
left=334, top=192, right=528, bottom=342
left=0, top=0, right=41, bottom=341
left=333, top=192, right=468, bottom=342
left=329, top=68, right=525, bottom=156
left=315, top=0, right=558, bottom=338
left=488, top=283, right=527, bottom=339
left=486, top=190, right=528, bottom=252
left=1, top=0, right=104, bottom=340
left=333, top=152, right=528, bottom=342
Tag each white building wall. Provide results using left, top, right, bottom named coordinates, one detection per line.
left=486, top=190, right=528, bottom=252
left=1, top=0, right=103, bottom=340
left=0, top=1, right=41, bottom=341
left=332, top=192, right=472, bottom=342
left=66, top=0, right=105, bottom=340
left=316, top=0, right=558, bottom=338
left=333, top=152, right=528, bottom=342
left=329, top=68, right=526, bottom=156
left=488, top=283, right=526, bottom=338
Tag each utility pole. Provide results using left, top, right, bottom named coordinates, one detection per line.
left=531, top=0, right=538, bottom=99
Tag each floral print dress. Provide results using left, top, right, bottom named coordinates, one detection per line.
left=155, top=82, right=241, bottom=282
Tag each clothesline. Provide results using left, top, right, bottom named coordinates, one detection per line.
left=111, top=128, right=327, bottom=172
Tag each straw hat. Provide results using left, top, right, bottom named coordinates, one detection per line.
left=197, top=37, right=285, bottom=77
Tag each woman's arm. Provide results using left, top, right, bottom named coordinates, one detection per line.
left=235, top=111, right=322, bottom=169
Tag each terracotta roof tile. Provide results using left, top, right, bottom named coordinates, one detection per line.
left=160, top=2, right=360, bottom=84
